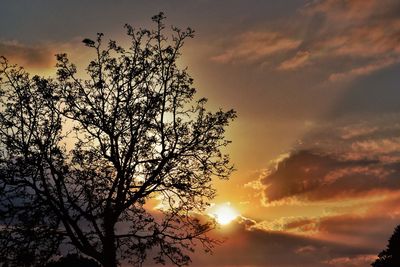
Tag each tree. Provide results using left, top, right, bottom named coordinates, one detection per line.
left=0, top=13, right=236, bottom=267
left=372, top=224, right=400, bottom=267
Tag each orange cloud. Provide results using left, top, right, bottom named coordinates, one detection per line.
left=254, top=0, right=400, bottom=78
left=0, top=40, right=55, bottom=68
left=277, top=51, right=310, bottom=70
left=329, top=57, right=400, bottom=82
left=351, top=137, right=400, bottom=154
left=323, top=255, right=377, bottom=267
left=211, top=31, right=301, bottom=64
left=324, top=24, right=400, bottom=58
left=251, top=217, right=319, bottom=234
left=303, top=0, right=400, bottom=81
left=340, top=125, right=379, bottom=140
left=208, top=0, right=400, bottom=81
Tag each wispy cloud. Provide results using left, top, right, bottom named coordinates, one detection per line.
left=300, top=0, right=400, bottom=80
left=323, top=255, right=377, bottom=267
left=303, top=0, right=399, bottom=23
left=351, top=137, right=400, bottom=155
left=277, top=51, right=310, bottom=70
left=340, top=124, right=379, bottom=140
left=328, top=57, right=400, bottom=82
left=211, top=0, right=400, bottom=82
left=211, top=31, right=301, bottom=64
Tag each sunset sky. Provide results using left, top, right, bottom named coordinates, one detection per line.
left=2, top=0, right=400, bottom=266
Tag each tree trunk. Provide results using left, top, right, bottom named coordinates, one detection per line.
left=102, top=249, right=117, bottom=267
left=102, top=220, right=118, bottom=267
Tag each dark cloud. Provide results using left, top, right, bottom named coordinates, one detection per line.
left=317, top=214, right=399, bottom=244
left=303, top=0, right=400, bottom=23
left=260, top=209, right=400, bottom=247
left=299, top=115, right=400, bottom=154
left=138, top=215, right=381, bottom=267
left=188, top=220, right=376, bottom=267
left=0, top=0, right=306, bottom=43
left=260, top=150, right=400, bottom=203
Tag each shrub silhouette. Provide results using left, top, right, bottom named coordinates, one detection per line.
left=372, top=224, right=400, bottom=267
left=45, top=254, right=101, bottom=267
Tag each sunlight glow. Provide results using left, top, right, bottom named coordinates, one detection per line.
left=209, top=203, right=239, bottom=225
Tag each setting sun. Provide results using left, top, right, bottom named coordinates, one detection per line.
left=209, top=203, right=239, bottom=225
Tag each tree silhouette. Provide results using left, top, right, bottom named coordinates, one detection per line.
left=45, top=254, right=101, bottom=267
left=372, top=224, right=400, bottom=267
left=0, top=13, right=236, bottom=267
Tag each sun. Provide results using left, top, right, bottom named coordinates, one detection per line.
left=209, top=203, right=239, bottom=225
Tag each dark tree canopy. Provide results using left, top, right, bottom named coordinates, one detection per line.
left=45, top=254, right=101, bottom=267
left=0, top=13, right=236, bottom=267
left=372, top=224, right=400, bottom=267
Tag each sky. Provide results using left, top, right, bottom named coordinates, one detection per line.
left=1, top=0, right=400, bottom=266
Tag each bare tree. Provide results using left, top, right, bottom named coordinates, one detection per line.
left=0, top=13, right=236, bottom=267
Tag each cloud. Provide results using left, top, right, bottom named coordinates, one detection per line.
left=328, top=57, right=400, bottom=82
left=351, top=137, right=400, bottom=155
left=323, top=255, right=377, bottom=267
left=142, top=211, right=387, bottom=267
left=252, top=216, right=319, bottom=234
left=249, top=192, right=400, bottom=247
left=277, top=51, right=310, bottom=70
left=233, top=116, right=400, bottom=266
left=255, top=114, right=400, bottom=205
left=185, top=219, right=376, bottom=267
left=316, top=213, right=398, bottom=243
left=0, top=40, right=55, bottom=68
left=211, top=31, right=301, bottom=64
left=316, top=25, right=400, bottom=58
left=303, top=0, right=399, bottom=23
left=340, top=124, right=379, bottom=140
left=141, top=111, right=400, bottom=267
left=301, top=0, right=400, bottom=81
left=260, top=150, right=400, bottom=203
left=207, top=0, right=400, bottom=82
left=299, top=116, right=400, bottom=158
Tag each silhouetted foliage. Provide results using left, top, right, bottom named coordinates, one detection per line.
left=0, top=13, right=235, bottom=267
left=372, top=224, right=400, bottom=267
left=45, top=254, right=101, bottom=267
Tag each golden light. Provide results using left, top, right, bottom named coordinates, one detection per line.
left=209, top=203, right=239, bottom=225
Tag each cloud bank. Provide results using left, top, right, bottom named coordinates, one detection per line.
left=211, top=0, right=400, bottom=82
